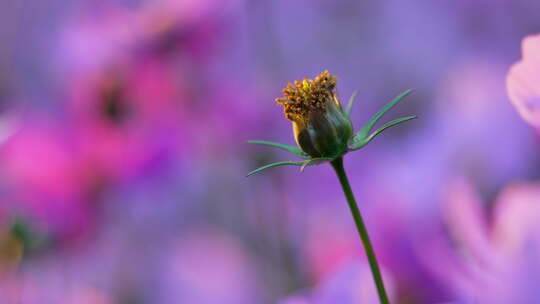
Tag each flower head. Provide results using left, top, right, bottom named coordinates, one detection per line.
left=276, top=71, right=353, bottom=158
left=276, top=70, right=338, bottom=122
left=247, top=70, right=416, bottom=176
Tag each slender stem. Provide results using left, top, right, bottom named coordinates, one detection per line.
left=330, top=156, right=390, bottom=304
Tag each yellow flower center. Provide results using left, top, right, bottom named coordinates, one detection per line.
left=276, top=70, right=337, bottom=122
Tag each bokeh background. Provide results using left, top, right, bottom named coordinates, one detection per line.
left=1, top=0, right=540, bottom=303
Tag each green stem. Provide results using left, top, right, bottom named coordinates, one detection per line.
left=330, top=156, right=390, bottom=304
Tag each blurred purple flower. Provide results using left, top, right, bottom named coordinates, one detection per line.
left=507, top=33, right=540, bottom=129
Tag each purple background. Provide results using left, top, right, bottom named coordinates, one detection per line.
left=0, top=0, right=539, bottom=303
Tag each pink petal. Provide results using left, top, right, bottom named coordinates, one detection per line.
left=506, top=38, right=540, bottom=128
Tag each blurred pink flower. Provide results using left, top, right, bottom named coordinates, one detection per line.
left=0, top=117, right=94, bottom=241
left=3, top=119, right=78, bottom=195
left=52, top=0, right=263, bottom=176
left=56, top=0, right=250, bottom=172
left=430, top=177, right=540, bottom=303
left=1, top=59, right=190, bottom=240
left=507, top=33, right=540, bottom=129
left=66, top=58, right=187, bottom=180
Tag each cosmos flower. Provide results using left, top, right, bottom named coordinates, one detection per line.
left=248, top=70, right=416, bottom=175
left=276, top=71, right=353, bottom=158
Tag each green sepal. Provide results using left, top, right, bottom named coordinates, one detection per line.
left=247, top=140, right=309, bottom=159
left=345, top=91, right=358, bottom=118
left=247, top=160, right=305, bottom=176
left=246, top=156, right=336, bottom=176
left=355, top=89, right=413, bottom=142
left=350, top=116, right=417, bottom=150
left=300, top=157, right=334, bottom=171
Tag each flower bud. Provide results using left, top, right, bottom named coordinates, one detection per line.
left=276, top=71, right=353, bottom=158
